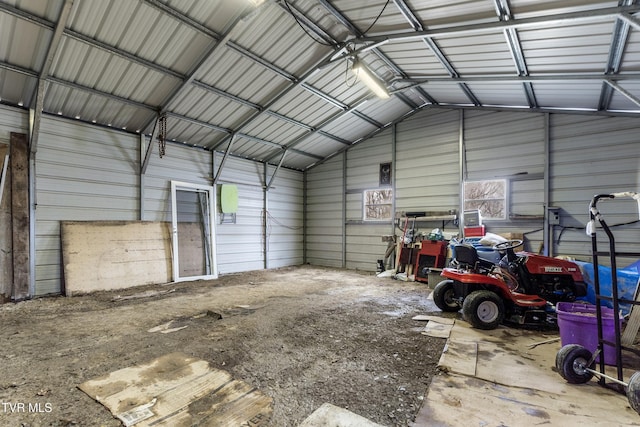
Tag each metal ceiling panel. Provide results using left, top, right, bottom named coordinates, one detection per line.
left=270, top=84, right=342, bottom=127
left=69, top=0, right=213, bottom=75
left=168, top=84, right=256, bottom=131
left=534, top=81, right=605, bottom=110
left=464, top=82, right=529, bottom=107
left=508, top=0, right=620, bottom=19
left=354, top=96, right=413, bottom=126
left=329, top=0, right=411, bottom=34
left=378, top=39, right=449, bottom=76
left=397, top=0, right=497, bottom=29
left=194, top=47, right=291, bottom=107
left=163, top=115, right=226, bottom=148
left=320, top=111, right=378, bottom=143
left=2, top=0, right=640, bottom=171
left=290, top=132, right=351, bottom=157
left=0, top=13, right=50, bottom=75
left=306, top=59, right=370, bottom=106
left=0, top=69, right=37, bottom=106
left=162, top=0, right=248, bottom=34
left=437, top=32, right=515, bottom=75
left=518, top=22, right=615, bottom=73
left=231, top=136, right=282, bottom=161
left=274, top=150, right=317, bottom=171
left=43, top=81, right=154, bottom=131
left=52, top=37, right=179, bottom=107
left=621, top=25, right=640, bottom=72
left=608, top=80, right=640, bottom=111
left=241, top=114, right=310, bottom=146
left=419, top=81, right=475, bottom=105
left=232, top=2, right=326, bottom=76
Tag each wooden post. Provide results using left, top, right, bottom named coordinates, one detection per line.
left=10, top=133, right=29, bottom=301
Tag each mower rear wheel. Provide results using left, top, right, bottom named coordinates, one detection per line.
left=556, top=344, right=594, bottom=384
left=433, top=280, right=459, bottom=312
left=462, top=290, right=504, bottom=330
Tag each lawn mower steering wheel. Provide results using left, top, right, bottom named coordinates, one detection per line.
left=493, top=239, right=523, bottom=251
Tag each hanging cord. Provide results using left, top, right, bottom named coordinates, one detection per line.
left=362, top=0, right=390, bottom=35
left=158, top=115, right=167, bottom=158
left=344, top=50, right=359, bottom=88
left=282, top=0, right=336, bottom=47
left=282, top=0, right=390, bottom=45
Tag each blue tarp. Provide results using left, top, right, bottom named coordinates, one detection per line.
left=574, top=260, right=640, bottom=316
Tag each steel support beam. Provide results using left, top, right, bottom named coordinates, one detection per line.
left=599, top=1, right=636, bottom=111
left=356, top=5, right=640, bottom=43
left=30, top=0, right=74, bottom=154
left=392, top=0, right=483, bottom=106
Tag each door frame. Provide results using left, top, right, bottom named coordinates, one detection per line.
left=170, top=180, right=218, bottom=282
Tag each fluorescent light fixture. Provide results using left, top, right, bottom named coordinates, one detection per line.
left=248, top=0, right=266, bottom=5
left=351, top=58, right=390, bottom=99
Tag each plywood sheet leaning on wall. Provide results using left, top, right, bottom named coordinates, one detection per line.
left=61, top=221, right=172, bottom=295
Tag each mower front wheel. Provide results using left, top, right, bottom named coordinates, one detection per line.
left=433, top=280, right=460, bottom=312
left=462, top=290, right=504, bottom=330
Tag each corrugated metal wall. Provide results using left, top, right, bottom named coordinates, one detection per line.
left=395, top=109, right=460, bottom=214
left=345, top=131, right=393, bottom=271
left=0, top=106, right=304, bottom=296
left=463, top=110, right=547, bottom=251
left=143, top=143, right=212, bottom=221
left=35, top=116, right=140, bottom=295
left=550, top=114, right=640, bottom=266
left=0, top=105, right=28, bottom=142
left=265, top=165, right=304, bottom=269
left=305, top=155, right=344, bottom=267
left=306, top=108, right=640, bottom=271
left=1, top=102, right=639, bottom=295
left=213, top=155, right=267, bottom=274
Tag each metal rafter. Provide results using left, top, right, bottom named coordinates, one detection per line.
left=355, top=5, right=640, bottom=43
left=598, top=0, right=637, bottom=111
left=316, top=0, right=410, bottom=92
left=30, top=0, right=74, bottom=154
left=138, top=0, right=383, bottom=157
left=0, top=1, right=348, bottom=161
left=391, top=0, right=481, bottom=106
left=494, top=0, right=538, bottom=108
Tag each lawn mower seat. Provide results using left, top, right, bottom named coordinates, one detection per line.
left=452, top=244, right=495, bottom=273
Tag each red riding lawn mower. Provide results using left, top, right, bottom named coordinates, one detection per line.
left=433, top=239, right=588, bottom=330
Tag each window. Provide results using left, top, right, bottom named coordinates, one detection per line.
left=363, top=189, right=393, bottom=221
left=463, top=179, right=507, bottom=220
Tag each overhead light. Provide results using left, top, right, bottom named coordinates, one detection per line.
left=248, top=0, right=266, bottom=6
left=351, top=57, right=390, bottom=99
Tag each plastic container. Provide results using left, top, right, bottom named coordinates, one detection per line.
left=557, top=302, right=622, bottom=365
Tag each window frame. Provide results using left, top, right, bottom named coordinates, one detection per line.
left=463, top=179, right=508, bottom=221
left=363, top=188, right=394, bottom=221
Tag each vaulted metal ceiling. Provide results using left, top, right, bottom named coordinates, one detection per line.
left=1, top=0, right=640, bottom=171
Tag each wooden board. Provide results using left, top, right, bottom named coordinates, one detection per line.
left=437, top=339, right=477, bottom=376
left=61, top=221, right=172, bottom=295
left=622, top=277, right=640, bottom=346
left=79, top=352, right=272, bottom=427
left=10, top=132, right=29, bottom=300
left=418, top=321, right=640, bottom=425
left=299, top=403, right=384, bottom=427
left=417, top=373, right=637, bottom=427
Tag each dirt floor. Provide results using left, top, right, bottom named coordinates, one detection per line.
left=0, top=265, right=448, bottom=427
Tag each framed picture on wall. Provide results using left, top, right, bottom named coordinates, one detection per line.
left=379, top=162, right=391, bottom=185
